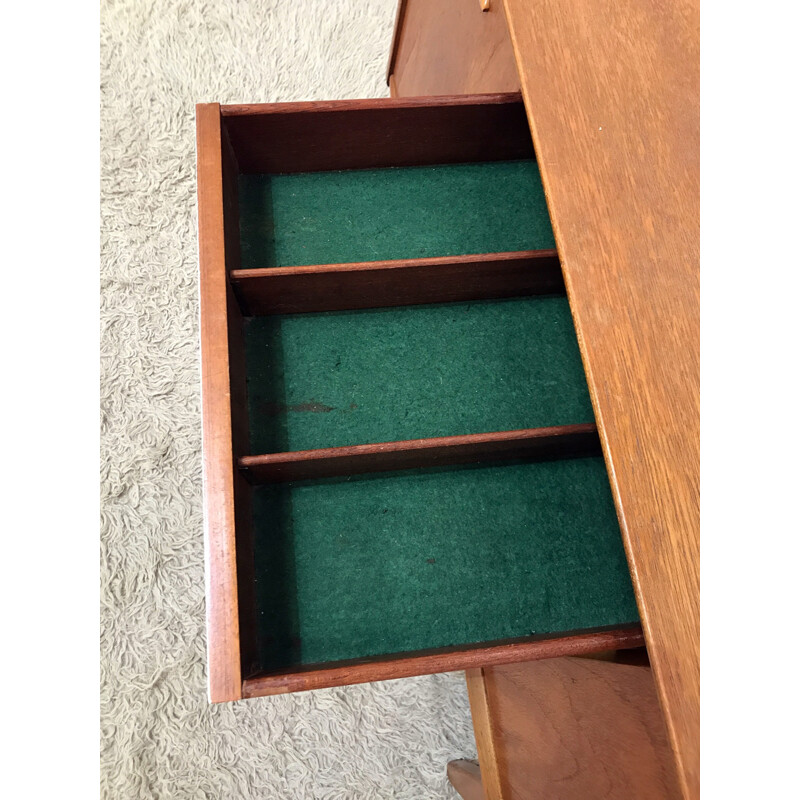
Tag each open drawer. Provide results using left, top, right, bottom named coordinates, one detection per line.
left=196, top=93, right=642, bottom=703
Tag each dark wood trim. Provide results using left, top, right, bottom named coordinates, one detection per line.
left=238, top=424, right=599, bottom=483
left=220, top=93, right=533, bottom=174
left=219, top=108, right=261, bottom=682
left=225, top=292, right=259, bottom=681
left=241, top=626, right=645, bottom=698
left=386, top=0, right=409, bottom=86
left=219, top=121, right=241, bottom=277
left=230, top=250, right=563, bottom=316
left=196, top=103, right=242, bottom=703
left=220, top=93, right=524, bottom=117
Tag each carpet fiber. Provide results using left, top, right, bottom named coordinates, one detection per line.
left=100, top=1, right=479, bottom=798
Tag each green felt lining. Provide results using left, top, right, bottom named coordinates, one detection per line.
left=252, top=457, right=639, bottom=671
left=244, top=296, right=595, bottom=453
left=239, top=158, right=636, bottom=673
left=238, top=160, right=555, bottom=268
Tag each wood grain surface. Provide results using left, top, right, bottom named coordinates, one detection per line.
left=387, top=0, right=519, bottom=97
left=220, top=94, right=532, bottom=174
left=242, top=625, right=644, bottom=698
left=220, top=124, right=261, bottom=682
left=465, top=669, right=505, bottom=800
left=231, top=250, right=563, bottom=316
left=502, top=2, right=700, bottom=795
left=467, top=656, right=681, bottom=799
left=239, top=424, right=600, bottom=483
left=446, top=760, right=487, bottom=800
left=196, top=103, right=243, bottom=702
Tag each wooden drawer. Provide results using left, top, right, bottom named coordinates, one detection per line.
left=387, top=0, right=519, bottom=97
left=196, top=94, right=642, bottom=704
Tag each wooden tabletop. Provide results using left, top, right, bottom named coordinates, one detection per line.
left=502, top=1, right=699, bottom=797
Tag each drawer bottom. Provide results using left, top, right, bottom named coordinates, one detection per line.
left=251, top=456, right=638, bottom=673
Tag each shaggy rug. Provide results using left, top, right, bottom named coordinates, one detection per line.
left=100, top=1, right=476, bottom=797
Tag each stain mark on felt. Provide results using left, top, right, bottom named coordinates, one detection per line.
left=259, top=399, right=335, bottom=415
left=426, top=558, right=436, bottom=564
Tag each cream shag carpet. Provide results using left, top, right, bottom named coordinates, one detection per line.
left=100, top=1, right=477, bottom=797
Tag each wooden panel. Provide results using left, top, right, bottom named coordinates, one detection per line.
left=231, top=250, right=563, bottom=316
left=242, top=626, right=644, bottom=697
left=220, top=94, right=533, bottom=174
left=446, top=760, right=487, bottom=800
left=239, top=424, right=600, bottom=483
left=224, top=298, right=257, bottom=684
left=503, top=2, right=700, bottom=796
left=220, top=124, right=261, bottom=680
left=388, top=0, right=519, bottom=97
left=196, top=103, right=242, bottom=702
left=472, top=657, right=681, bottom=799
left=219, top=133, right=246, bottom=454
left=465, top=670, right=505, bottom=800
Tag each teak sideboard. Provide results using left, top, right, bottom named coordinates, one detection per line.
left=197, top=1, right=698, bottom=798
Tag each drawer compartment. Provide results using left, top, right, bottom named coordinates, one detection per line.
left=243, top=296, right=594, bottom=454
left=252, top=457, right=637, bottom=673
left=238, top=159, right=554, bottom=268
left=197, top=94, right=642, bottom=703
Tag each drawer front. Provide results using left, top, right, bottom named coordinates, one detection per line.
left=388, top=0, right=519, bottom=97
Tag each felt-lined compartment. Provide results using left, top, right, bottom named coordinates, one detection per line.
left=244, top=295, right=595, bottom=453
left=252, top=457, right=639, bottom=671
left=238, top=160, right=555, bottom=268
left=236, top=154, right=638, bottom=676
